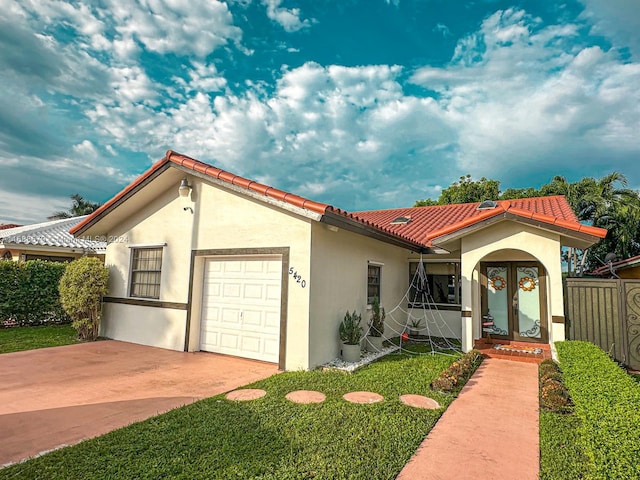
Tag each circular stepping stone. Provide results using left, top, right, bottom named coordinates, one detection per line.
left=225, top=389, right=266, bottom=401
left=343, top=391, right=384, bottom=404
left=399, top=394, right=440, bottom=409
left=285, top=390, right=326, bottom=404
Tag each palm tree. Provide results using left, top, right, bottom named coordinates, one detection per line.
left=48, top=194, right=102, bottom=220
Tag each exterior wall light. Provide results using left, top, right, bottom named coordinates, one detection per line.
left=178, top=178, right=192, bottom=198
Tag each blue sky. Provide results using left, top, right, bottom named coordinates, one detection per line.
left=1, top=0, right=639, bottom=224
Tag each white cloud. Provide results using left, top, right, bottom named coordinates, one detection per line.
left=410, top=8, right=640, bottom=183
left=579, top=0, right=640, bottom=59
left=72, top=140, right=99, bottom=159
left=0, top=190, right=70, bottom=224
left=433, top=23, right=452, bottom=37
left=82, top=60, right=456, bottom=209
left=262, top=0, right=312, bottom=32
left=106, top=0, right=242, bottom=57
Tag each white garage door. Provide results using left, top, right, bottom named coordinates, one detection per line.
left=200, top=256, right=282, bottom=363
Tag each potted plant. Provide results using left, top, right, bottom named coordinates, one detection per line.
left=409, top=319, right=421, bottom=338
left=339, top=310, right=362, bottom=363
left=367, top=298, right=385, bottom=352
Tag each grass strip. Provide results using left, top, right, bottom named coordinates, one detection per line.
left=0, top=351, right=475, bottom=479
left=0, top=324, right=78, bottom=354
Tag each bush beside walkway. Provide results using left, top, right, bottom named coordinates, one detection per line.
left=554, top=341, right=640, bottom=480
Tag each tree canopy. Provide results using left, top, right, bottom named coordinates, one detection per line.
left=415, top=172, right=640, bottom=273
left=48, top=194, right=102, bottom=220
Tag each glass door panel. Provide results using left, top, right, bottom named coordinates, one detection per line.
left=516, top=266, right=542, bottom=339
left=484, top=266, right=509, bottom=336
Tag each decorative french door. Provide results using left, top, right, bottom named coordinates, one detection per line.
left=481, top=262, right=548, bottom=343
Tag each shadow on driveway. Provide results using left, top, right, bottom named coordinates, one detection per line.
left=0, top=340, right=278, bottom=466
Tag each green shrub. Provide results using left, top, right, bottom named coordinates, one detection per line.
left=431, top=349, right=483, bottom=392
left=59, top=257, right=109, bottom=341
left=556, top=341, right=640, bottom=479
left=339, top=310, right=362, bottom=345
left=539, top=411, right=591, bottom=479
left=368, top=298, right=385, bottom=337
left=0, top=260, right=69, bottom=326
left=539, top=359, right=560, bottom=376
left=538, top=360, right=572, bottom=414
left=540, top=370, right=563, bottom=384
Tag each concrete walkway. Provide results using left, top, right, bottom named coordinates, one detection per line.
left=397, top=358, right=539, bottom=480
left=0, top=341, right=278, bottom=467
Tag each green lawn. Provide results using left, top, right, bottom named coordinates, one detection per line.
left=0, top=324, right=78, bottom=354
left=539, top=412, right=589, bottom=480
left=0, top=351, right=467, bottom=480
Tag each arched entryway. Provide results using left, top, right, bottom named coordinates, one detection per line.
left=480, top=260, right=548, bottom=343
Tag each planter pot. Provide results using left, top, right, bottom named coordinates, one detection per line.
left=409, top=329, right=420, bottom=338
left=366, top=335, right=383, bottom=352
left=342, top=343, right=361, bottom=363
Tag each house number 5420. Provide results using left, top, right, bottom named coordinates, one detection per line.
left=288, top=267, right=307, bottom=288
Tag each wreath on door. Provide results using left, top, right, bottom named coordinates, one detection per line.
left=519, top=276, right=536, bottom=291
left=490, top=276, right=506, bottom=291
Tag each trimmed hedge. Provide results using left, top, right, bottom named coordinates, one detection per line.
left=538, top=359, right=572, bottom=413
left=0, top=260, right=70, bottom=326
left=431, top=349, right=483, bottom=392
left=556, top=341, right=640, bottom=479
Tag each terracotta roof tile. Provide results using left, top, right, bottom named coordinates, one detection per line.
left=353, top=196, right=607, bottom=246
left=71, top=151, right=607, bottom=248
left=0, top=223, right=21, bottom=230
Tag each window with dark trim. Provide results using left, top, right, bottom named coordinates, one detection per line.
left=130, top=248, right=163, bottom=299
left=409, top=262, right=461, bottom=306
left=367, top=264, right=381, bottom=305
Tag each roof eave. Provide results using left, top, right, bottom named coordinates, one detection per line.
left=321, top=211, right=431, bottom=253
left=0, top=243, right=104, bottom=255
left=70, top=158, right=172, bottom=237
left=430, top=213, right=606, bottom=250
left=171, top=164, right=324, bottom=222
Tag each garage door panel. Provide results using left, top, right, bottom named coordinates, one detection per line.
left=244, top=261, right=266, bottom=273
left=265, top=284, right=281, bottom=301
left=243, top=284, right=264, bottom=300
left=220, top=308, right=241, bottom=324
left=200, top=256, right=281, bottom=363
left=219, top=332, right=241, bottom=350
left=223, top=261, right=243, bottom=273
left=222, top=283, right=242, bottom=298
left=263, top=337, right=279, bottom=355
left=239, top=336, right=261, bottom=354
left=242, top=310, right=263, bottom=326
left=264, top=311, right=280, bottom=328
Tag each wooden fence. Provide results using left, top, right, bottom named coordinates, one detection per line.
left=565, top=278, right=640, bottom=370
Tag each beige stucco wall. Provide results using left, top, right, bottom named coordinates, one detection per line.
left=308, top=223, right=413, bottom=368
left=102, top=303, right=187, bottom=351
left=459, top=221, right=564, bottom=351
left=100, top=173, right=313, bottom=370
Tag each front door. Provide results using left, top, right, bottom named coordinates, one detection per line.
left=481, top=262, right=548, bottom=343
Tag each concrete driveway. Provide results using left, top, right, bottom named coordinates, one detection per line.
left=0, top=340, right=278, bottom=467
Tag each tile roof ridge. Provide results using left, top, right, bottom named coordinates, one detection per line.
left=166, top=151, right=331, bottom=215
